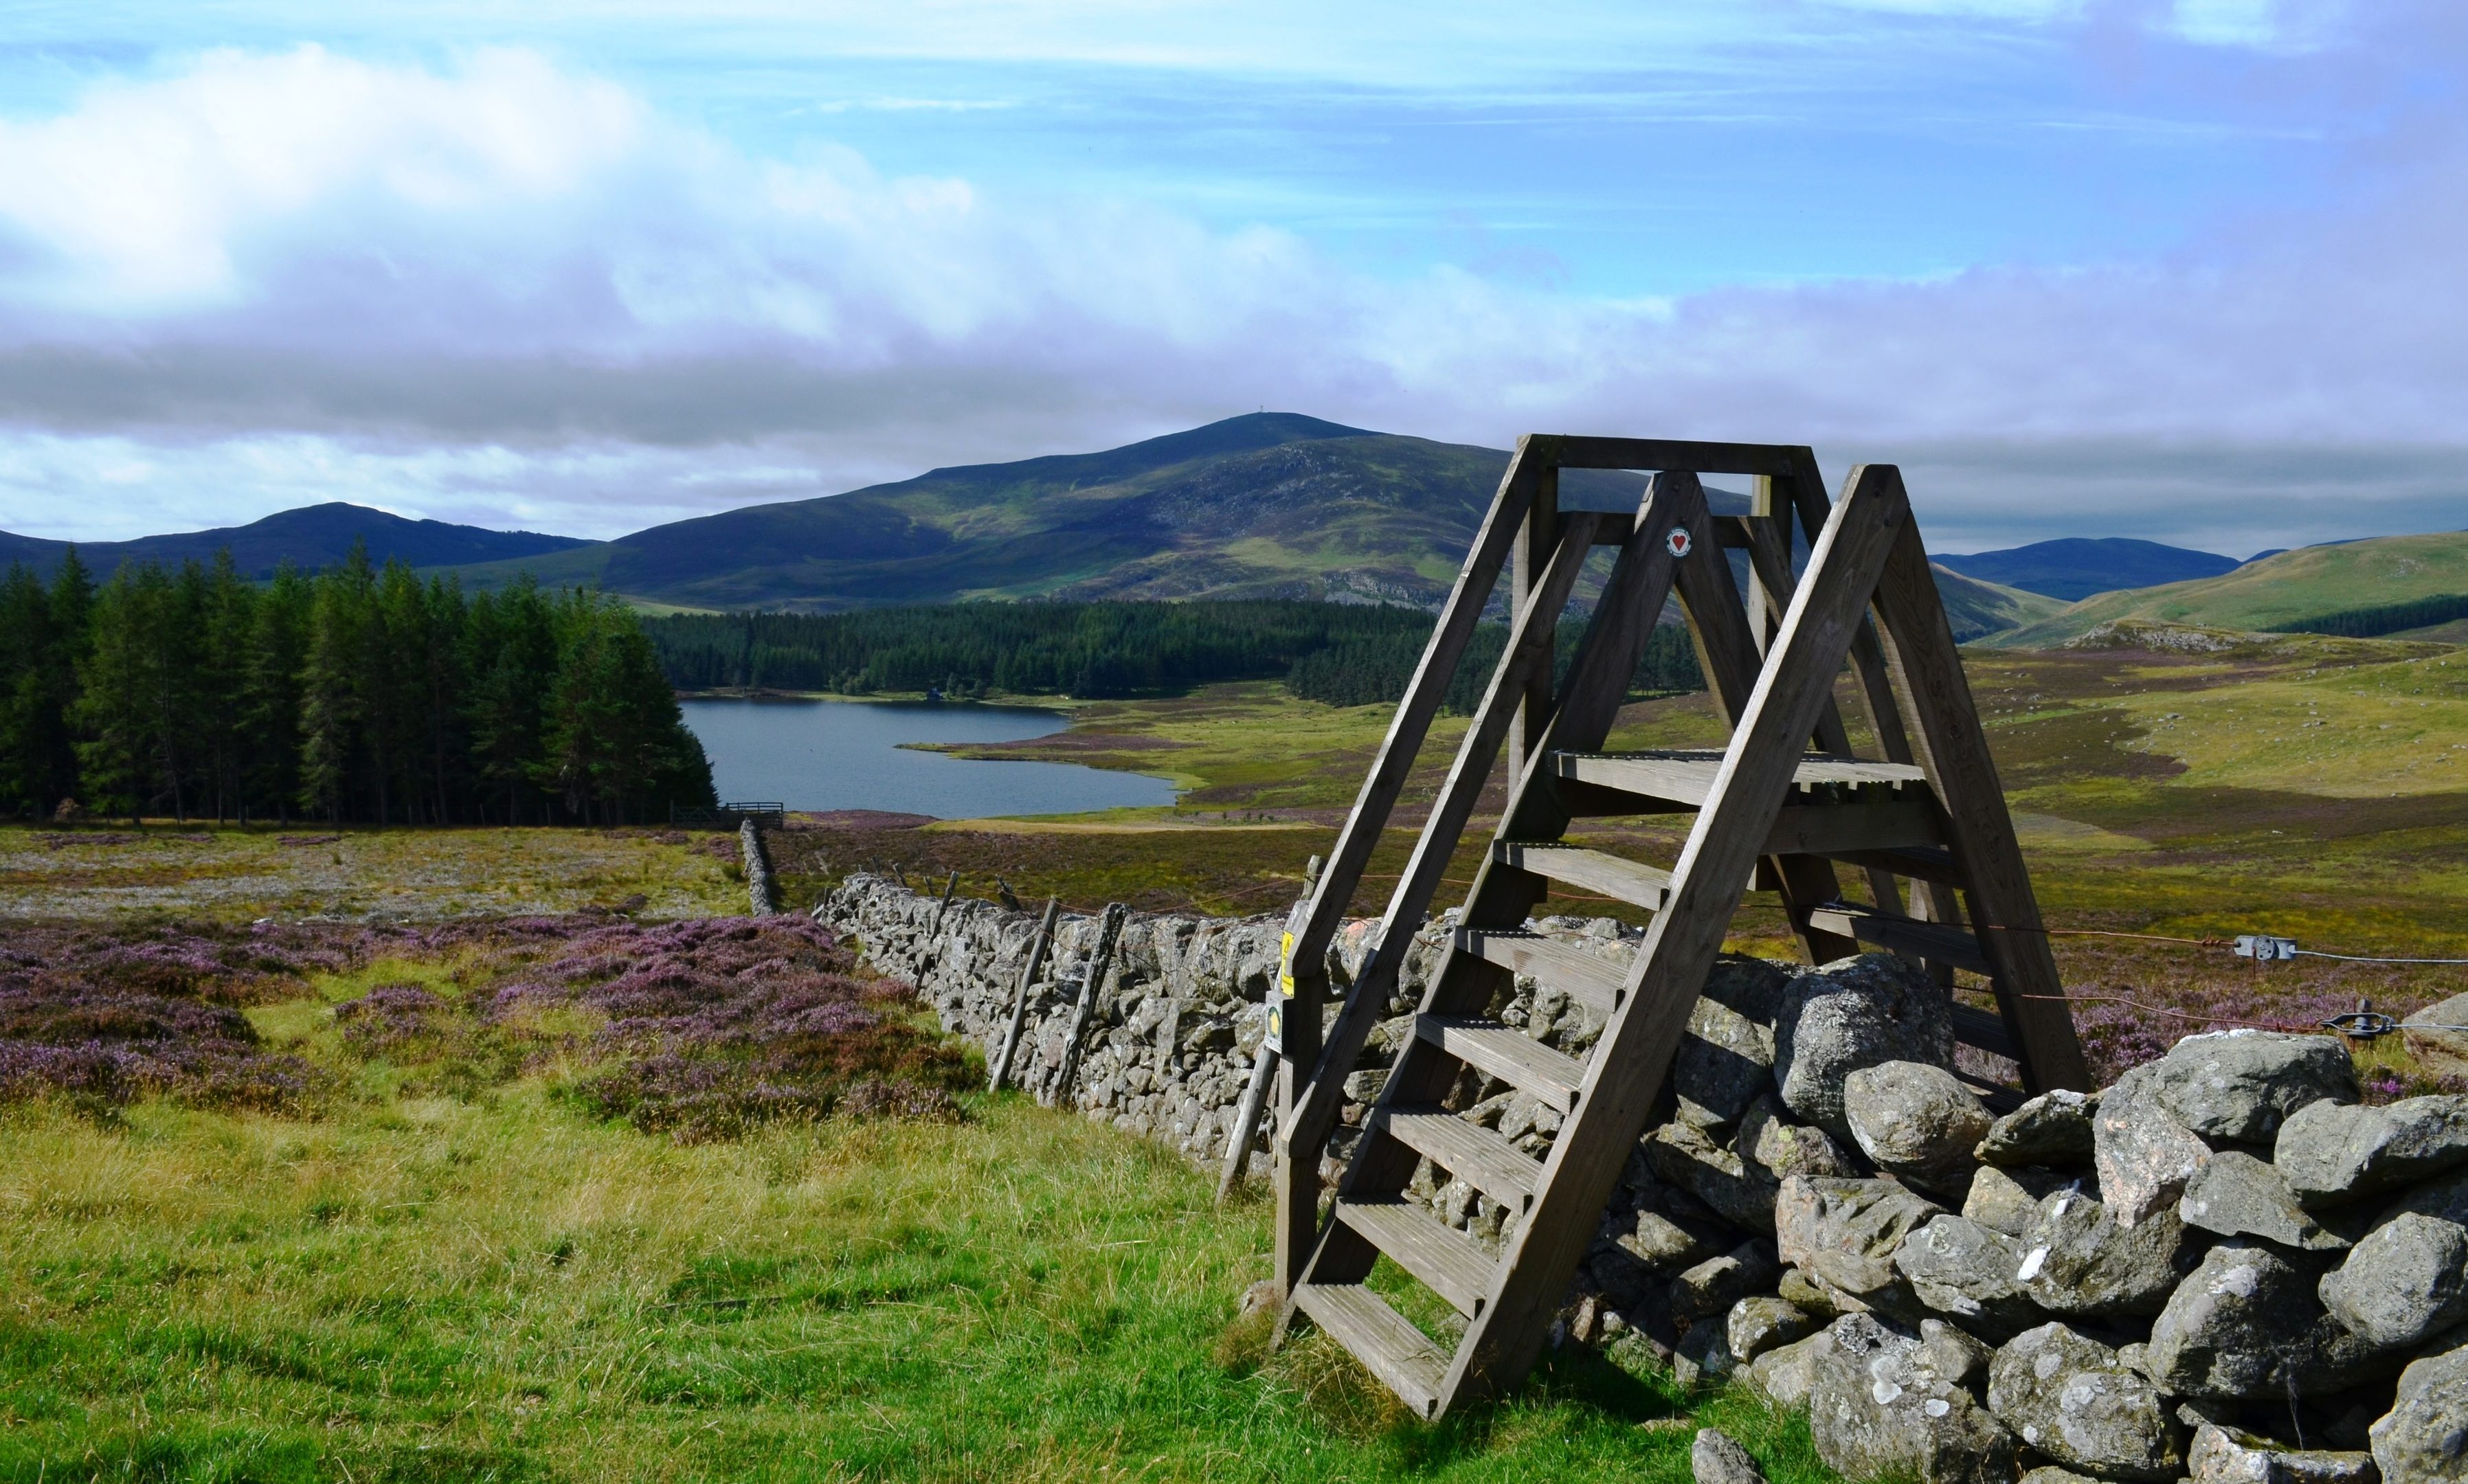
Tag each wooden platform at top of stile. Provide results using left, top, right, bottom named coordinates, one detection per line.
left=1263, top=437, right=2093, bottom=1421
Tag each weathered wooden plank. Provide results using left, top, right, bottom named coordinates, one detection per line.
left=1806, top=904, right=1993, bottom=974
left=1456, top=928, right=1627, bottom=1015
left=1417, top=1016, right=1586, bottom=1111
left=1760, top=798, right=1944, bottom=856
left=987, top=896, right=1060, bottom=1092
left=1334, top=1197, right=1497, bottom=1317
left=1441, top=462, right=1912, bottom=1411
left=1275, top=510, right=1605, bottom=1267
left=1867, top=517, right=2094, bottom=1093
left=1373, top=1104, right=1542, bottom=1213
left=1494, top=842, right=1673, bottom=911
left=1551, top=436, right=1810, bottom=475
left=1272, top=436, right=1556, bottom=1296
left=1949, top=1001, right=2019, bottom=1059
left=1547, top=751, right=1929, bottom=804
left=1291, top=1284, right=1450, bottom=1417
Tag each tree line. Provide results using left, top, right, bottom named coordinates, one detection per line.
left=2282, top=592, right=2468, bottom=640
left=643, top=599, right=1705, bottom=710
left=0, top=545, right=713, bottom=826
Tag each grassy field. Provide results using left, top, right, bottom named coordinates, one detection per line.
left=0, top=1036, right=1821, bottom=1483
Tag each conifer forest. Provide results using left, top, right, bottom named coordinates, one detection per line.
left=0, top=545, right=714, bottom=826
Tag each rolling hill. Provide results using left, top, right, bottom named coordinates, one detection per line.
left=0, top=502, right=587, bottom=580
left=1933, top=537, right=2243, bottom=601
left=1984, top=530, right=2468, bottom=648
left=444, top=414, right=1729, bottom=612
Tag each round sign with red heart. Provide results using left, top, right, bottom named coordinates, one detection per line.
left=1667, top=528, right=1694, bottom=558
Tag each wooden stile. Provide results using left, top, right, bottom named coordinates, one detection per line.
left=1266, top=438, right=2091, bottom=1418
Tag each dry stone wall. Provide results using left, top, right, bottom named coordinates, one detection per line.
left=820, top=874, right=2468, bottom=1484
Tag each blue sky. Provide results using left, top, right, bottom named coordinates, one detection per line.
left=0, top=1, right=2463, bottom=554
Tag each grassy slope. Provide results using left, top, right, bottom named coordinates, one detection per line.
left=0, top=1070, right=1821, bottom=1483
left=1927, top=564, right=2066, bottom=641
left=1990, top=530, right=2468, bottom=647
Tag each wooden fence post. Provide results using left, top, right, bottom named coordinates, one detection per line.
left=1044, top=903, right=1129, bottom=1110
left=989, top=897, right=1062, bottom=1092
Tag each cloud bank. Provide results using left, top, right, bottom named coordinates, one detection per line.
left=1, top=19, right=2463, bottom=554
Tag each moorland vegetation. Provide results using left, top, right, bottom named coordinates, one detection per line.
left=0, top=543, right=714, bottom=827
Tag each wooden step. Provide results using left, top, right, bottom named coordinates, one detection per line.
left=1415, top=1015, right=1587, bottom=1112
left=1335, top=1196, right=1497, bottom=1316
left=1455, top=928, right=1627, bottom=1013
left=1291, top=1283, right=1451, bottom=1418
left=1373, top=1103, right=1542, bottom=1213
left=1825, top=843, right=1963, bottom=886
left=1806, top=904, right=1992, bottom=974
left=1549, top=749, right=1929, bottom=806
left=1494, top=842, right=1673, bottom=911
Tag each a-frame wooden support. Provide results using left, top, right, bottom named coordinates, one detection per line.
left=1266, top=438, right=2090, bottom=1419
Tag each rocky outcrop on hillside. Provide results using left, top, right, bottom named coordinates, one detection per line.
left=820, top=875, right=2467, bottom=1484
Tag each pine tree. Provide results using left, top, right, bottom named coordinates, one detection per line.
left=243, top=564, right=311, bottom=824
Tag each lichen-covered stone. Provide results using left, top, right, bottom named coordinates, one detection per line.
left=1674, top=960, right=1788, bottom=1130
left=1986, top=1323, right=2184, bottom=1481
left=1748, top=1331, right=1827, bottom=1409
left=1673, top=1242, right=1780, bottom=1323
left=1806, top=1314, right=2021, bottom=1484
left=2151, top=1030, right=2359, bottom=1145
left=2146, top=1241, right=2391, bottom=1402
left=1965, top=1164, right=2071, bottom=1238
left=2017, top=1187, right=2192, bottom=1318
left=1979, top=1089, right=2100, bottom=1169
left=2179, top=1149, right=2355, bottom=1251
left=1647, top=1118, right=1781, bottom=1232
left=1729, top=1294, right=1817, bottom=1364
left=1775, top=1175, right=1943, bottom=1314
left=2370, top=1341, right=2468, bottom=1484
left=1775, top=954, right=1960, bottom=1143
left=2188, top=1422, right=2380, bottom=1484
left=1694, top=1428, right=1769, bottom=1484
left=2095, top=1062, right=2213, bottom=1229
left=1741, top=1094, right=1866, bottom=1182
left=2319, top=1211, right=2468, bottom=1351
left=2276, top=1096, right=2468, bottom=1208
left=1846, top=1061, right=1994, bottom=1193
left=1896, top=1213, right=2045, bottom=1340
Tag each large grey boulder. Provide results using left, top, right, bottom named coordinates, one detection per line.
left=1694, top=1428, right=1769, bottom=1484
left=2152, top=1030, right=2358, bottom=1145
left=2188, top=1422, right=2380, bottom=1484
left=1896, top=1214, right=2045, bottom=1339
left=2319, top=1212, right=2468, bottom=1350
left=1986, top=1322, right=2185, bottom=1481
left=1846, top=1061, right=1994, bottom=1193
left=2017, top=1187, right=2193, bottom=1318
left=2371, top=1342, right=2468, bottom=1484
left=1776, top=954, right=1959, bottom=1143
left=1979, top=1088, right=2100, bottom=1169
left=2095, top=1062, right=2214, bottom=1228
left=2179, top=1149, right=2355, bottom=1251
left=1673, top=958, right=1789, bottom=1130
left=2276, top=1096, right=2468, bottom=1208
left=1775, top=1175, right=1943, bottom=1314
left=1806, top=1314, right=2021, bottom=1484
left=2146, top=1241, right=2388, bottom=1402
left=1729, top=1294, right=1817, bottom=1364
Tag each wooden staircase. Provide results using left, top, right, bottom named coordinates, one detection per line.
left=1264, top=438, right=2090, bottom=1419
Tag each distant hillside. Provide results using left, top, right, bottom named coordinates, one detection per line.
left=1986, top=530, right=2468, bottom=648
left=1933, top=537, right=2242, bottom=601
left=0, top=503, right=587, bottom=580
left=442, top=414, right=1767, bottom=612
left=1929, top=565, right=2068, bottom=641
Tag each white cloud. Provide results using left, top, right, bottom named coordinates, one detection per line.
left=0, top=30, right=2463, bottom=550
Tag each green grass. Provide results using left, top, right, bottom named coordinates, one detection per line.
left=0, top=1079, right=1825, bottom=1483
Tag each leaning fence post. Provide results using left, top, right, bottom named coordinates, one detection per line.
left=989, top=897, right=1062, bottom=1092
left=1044, top=903, right=1129, bottom=1110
